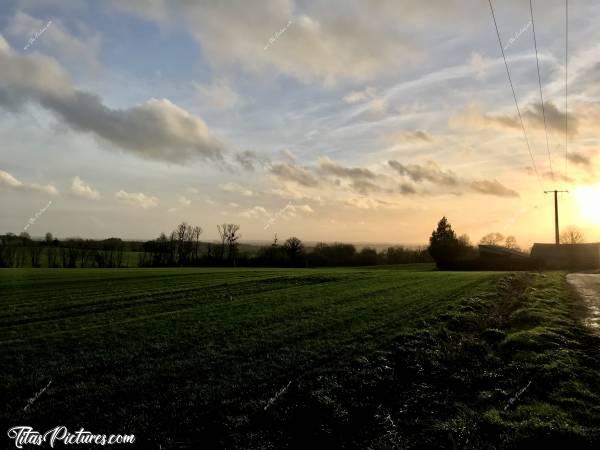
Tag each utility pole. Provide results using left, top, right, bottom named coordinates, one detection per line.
left=544, top=190, right=568, bottom=244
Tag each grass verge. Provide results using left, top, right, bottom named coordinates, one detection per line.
left=251, top=272, right=600, bottom=449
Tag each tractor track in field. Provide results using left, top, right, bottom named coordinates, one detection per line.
left=566, top=273, right=600, bottom=333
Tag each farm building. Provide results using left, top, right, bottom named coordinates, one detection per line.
left=530, top=243, right=600, bottom=269
left=475, top=245, right=532, bottom=270
left=478, top=245, right=529, bottom=260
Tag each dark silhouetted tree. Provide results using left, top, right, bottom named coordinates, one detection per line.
left=458, top=234, right=472, bottom=247
left=357, top=247, right=378, bottom=265
left=283, top=237, right=304, bottom=264
left=428, top=217, right=467, bottom=269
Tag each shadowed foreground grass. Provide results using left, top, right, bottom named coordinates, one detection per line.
left=1, top=267, right=598, bottom=448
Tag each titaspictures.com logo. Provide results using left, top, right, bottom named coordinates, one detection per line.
left=7, top=426, right=135, bottom=448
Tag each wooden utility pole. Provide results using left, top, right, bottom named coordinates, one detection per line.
left=544, top=190, right=568, bottom=244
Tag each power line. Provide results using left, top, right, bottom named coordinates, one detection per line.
left=487, top=0, right=543, bottom=190
left=529, top=0, right=554, bottom=181
left=565, top=0, right=569, bottom=179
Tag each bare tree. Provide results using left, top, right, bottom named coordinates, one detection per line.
left=560, top=226, right=585, bottom=244
left=226, top=224, right=241, bottom=265
left=218, top=224, right=241, bottom=265
left=176, top=222, right=188, bottom=265
left=504, top=236, right=521, bottom=251
left=479, top=232, right=505, bottom=246
left=217, top=224, right=227, bottom=261
left=192, top=225, right=203, bottom=263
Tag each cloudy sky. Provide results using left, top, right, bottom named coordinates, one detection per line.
left=1, top=0, right=599, bottom=245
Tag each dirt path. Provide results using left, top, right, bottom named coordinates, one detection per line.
left=566, top=273, right=600, bottom=332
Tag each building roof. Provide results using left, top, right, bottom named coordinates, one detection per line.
left=530, top=242, right=600, bottom=269
left=478, top=245, right=529, bottom=259
left=532, top=242, right=600, bottom=250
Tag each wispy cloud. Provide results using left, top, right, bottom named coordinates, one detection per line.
left=388, top=160, right=459, bottom=186
left=115, top=190, right=158, bottom=209
left=388, top=160, right=519, bottom=197
left=270, top=162, right=319, bottom=187
left=235, top=150, right=270, bottom=172
left=318, top=157, right=376, bottom=180
left=470, top=179, right=519, bottom=198
left=567, top=151, right=592, bottom=169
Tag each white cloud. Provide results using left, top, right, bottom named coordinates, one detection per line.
left=294, top=204, right=314, bottom=214
left=469, top=52, right=492, bottom=81
left=71, top=176, right=100, bottom=199
left=240, top=205, right=269, bottom=218
left=346, top=198, right=374, bottom=210
left=112, top=0, right=426, bottom=84
left=343, top=87, right=375, bottom=104
left=178, top=195, right=191, bottom=206
left=220, top=182, right=253, bottom=197
left=360, top=97, right=387, bottom=121
left=0, top=170, right=23, bottom=188
left=0, top=169, right=58, bottom=195
left=115, top=190, right=158, bottom=209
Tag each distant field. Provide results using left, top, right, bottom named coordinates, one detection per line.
left=1, top=266, right=599, bottom=448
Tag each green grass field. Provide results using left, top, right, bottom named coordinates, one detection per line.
left=1, top=266, right=599, bottom=448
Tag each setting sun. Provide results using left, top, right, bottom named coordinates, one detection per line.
left=574, top=184, right=600, bottom=224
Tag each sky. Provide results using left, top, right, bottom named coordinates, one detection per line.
left=0, top=0, right=599, bottom=246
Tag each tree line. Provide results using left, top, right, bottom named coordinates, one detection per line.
left=0, top=232, right=134, bottom=268
left=139, top=223, right=242, bottom=267
left=0, top=222, right=432, bottom=268
left=139, top=223, right=432, bottom=268
left=6, top=216, right=567, bottom=270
